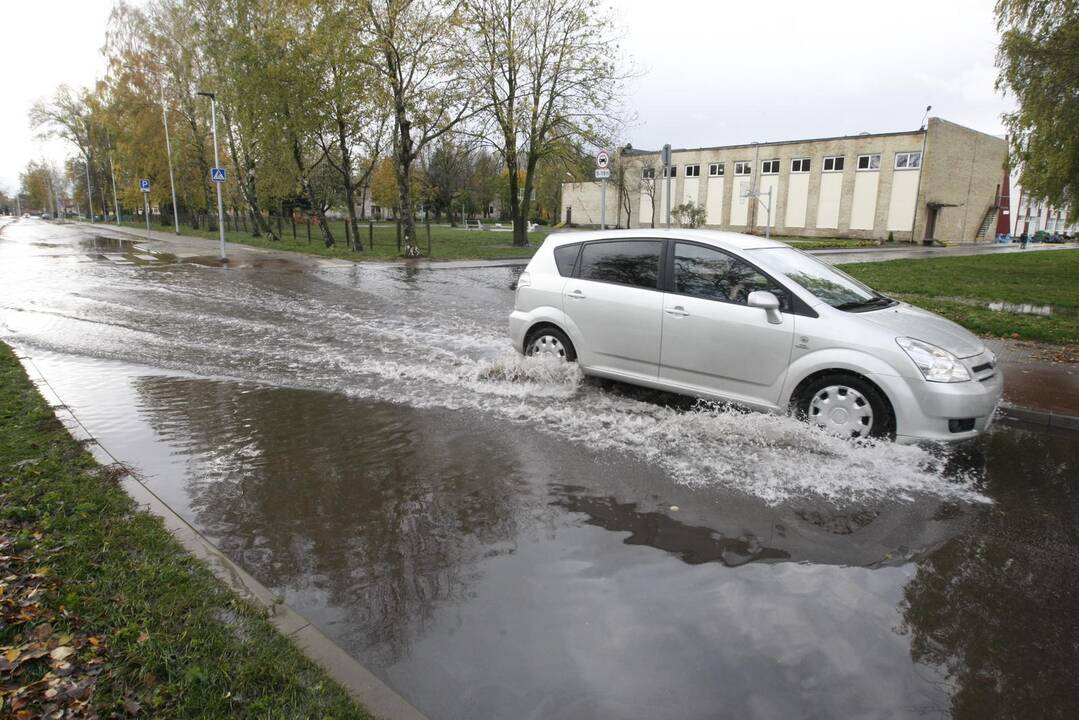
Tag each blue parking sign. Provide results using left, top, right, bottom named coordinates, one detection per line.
left=139, top=179, right=150, bottom=192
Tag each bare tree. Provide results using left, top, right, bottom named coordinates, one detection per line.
left=462, top=0, right=631, bottom=247
left=361, top=0, right=474, bottom=256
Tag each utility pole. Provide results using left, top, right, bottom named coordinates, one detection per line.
left=161, top=86, right=180, bottom=234
left=106, top=129, right=121, bottom=225
left=197, top=91, right=227, bottom=262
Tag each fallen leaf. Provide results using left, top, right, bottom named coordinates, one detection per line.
left=49, top=646, right=74, bottom=661
left=5, top=648, right=19, bottom=663
left=137, top=631, right=150, bottom=644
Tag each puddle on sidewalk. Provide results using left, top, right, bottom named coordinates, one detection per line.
left=986, top=300, right=1078, bottom=318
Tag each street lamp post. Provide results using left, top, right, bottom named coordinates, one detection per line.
left=161, top=88, right=180, bottom=235
left=197, top=91, right=227, bottom=262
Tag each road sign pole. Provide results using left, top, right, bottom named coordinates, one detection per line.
left=206, top=94, right=226, bottom=261
left=143, top=191, right=150, bottom=242
left=106, top=129, right=120, bottom=225
left=600, top=177, right=607, bottom=230
left=662, top=143, right=672, bottom=229
left=766, top=187, right=772, bottom=240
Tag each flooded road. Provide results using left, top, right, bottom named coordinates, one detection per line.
left=2, top=219, right=1077, bottom=719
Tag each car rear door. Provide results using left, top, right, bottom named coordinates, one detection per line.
left=562, top=239, right=665, bottom=379
left=659, top=242, right=795, bottom=407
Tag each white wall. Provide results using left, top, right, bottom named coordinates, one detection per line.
left=682, top=178, right=700, bottom=207
left=757, top=175, right=779, bottom=229
left=850, top=171, right=879, bottom=230
left=816, top=172, right=842, bottom=229
left=730, top=177, right=752, bottom=226
left=784, top=173, right=810, bottom=228
left=639, top=187, right=655, bottom=226
left=705, top=177, right=725, bottom=225
left=886, top=169, right=920, bottom=232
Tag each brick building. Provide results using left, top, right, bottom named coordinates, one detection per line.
left=562, top=117, right=1032, bottom=244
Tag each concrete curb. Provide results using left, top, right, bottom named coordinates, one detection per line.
left=15, top=351, right=429, bottom=720
left=999, top=403, right=1079, bottom=432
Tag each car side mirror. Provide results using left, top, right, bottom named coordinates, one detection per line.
left=748, top=290, right=783, bottom=324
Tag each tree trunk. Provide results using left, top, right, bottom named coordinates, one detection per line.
left=221, top=103, right=277, bottom=240
left=290, top=135, right=334, bottom=246
left=390, top=85, right=419, bottom=255
left=338, top=115, right=360, bottom=250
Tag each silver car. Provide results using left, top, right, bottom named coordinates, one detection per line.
left=509, top=229, right=1002, bottom=442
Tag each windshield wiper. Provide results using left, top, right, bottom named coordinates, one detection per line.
left=835, top=295, right=896, bottom=312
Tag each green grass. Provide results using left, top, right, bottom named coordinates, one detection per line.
left=118, top=218, right=552, bottom=261
left=0, top=341, right=368, bottom=718
left=839, top=249, right=1079, bottom=345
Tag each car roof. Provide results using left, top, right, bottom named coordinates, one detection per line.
left=543, top=228, right=788, bottom=252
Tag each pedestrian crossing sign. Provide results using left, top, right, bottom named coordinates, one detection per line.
left=211, top=167, right=226, bottom=183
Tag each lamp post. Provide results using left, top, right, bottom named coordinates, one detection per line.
left=196, top=90, right=227, bottom=262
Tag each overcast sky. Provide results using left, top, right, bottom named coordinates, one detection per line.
left=0, top=0, right=1011, bottom=194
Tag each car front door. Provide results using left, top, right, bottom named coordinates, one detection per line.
left=659, top=242, right=795, bottom=407
left=562, top=239, right=665, bottom=379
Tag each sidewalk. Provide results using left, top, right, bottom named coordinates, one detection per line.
left=986, top=338, right=1079, bottom=430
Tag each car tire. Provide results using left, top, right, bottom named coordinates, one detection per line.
left=796, top=373, right=895, bottom=440
left=524, top=326, right=577, bottom=362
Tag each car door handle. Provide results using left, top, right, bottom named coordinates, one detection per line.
left=665, top=306, right=689, bottom=317
left=567, top=289, right=586, bottom=300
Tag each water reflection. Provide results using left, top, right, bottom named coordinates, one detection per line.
left=553, top=485, right=790, bottom=565
left=899, top=426, right=1079, bottom=719
left=134, top=377, right=527, bottom=666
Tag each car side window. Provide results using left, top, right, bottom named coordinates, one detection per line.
left=553, top=243, right=580, bottom=277
left=673, top=243, right=787, bottom=307
left=578, top=240, right=663, bottom=289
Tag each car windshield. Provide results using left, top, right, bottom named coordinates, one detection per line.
left=750, top=247, right=888, bottom=309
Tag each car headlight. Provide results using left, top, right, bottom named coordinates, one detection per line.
left=896, top=337, right=971, bottom=382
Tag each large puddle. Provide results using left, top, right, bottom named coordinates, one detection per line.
left=3, top=222, right=1078, bottom=719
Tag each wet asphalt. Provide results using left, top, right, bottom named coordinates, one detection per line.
left=1, top=219, right=1077, bottom=720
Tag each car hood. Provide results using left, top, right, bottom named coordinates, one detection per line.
left=859, top=303, right=985, bottom=358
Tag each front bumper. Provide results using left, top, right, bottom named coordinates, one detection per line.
left=883, top=350, right=1004, bottom=442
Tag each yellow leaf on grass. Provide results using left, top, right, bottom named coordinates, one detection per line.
left=4, top=648, right=19, bottom=663
left=137, top=631, right=150, bottom=644
left=49, top=646, right=74, bottom=661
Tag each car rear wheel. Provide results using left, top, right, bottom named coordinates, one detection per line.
left=525, top=326, right=576, bottom=362
left=797, top=374, right=894, bottom=440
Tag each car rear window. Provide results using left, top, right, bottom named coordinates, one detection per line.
left=578, top=240, right=663, bottom=289
left=553, top=243, right=580, bottom=277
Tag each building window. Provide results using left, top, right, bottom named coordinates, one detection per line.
left=685, top=164, right=701, bottom=177
left=663, top=166, right=678, bottom=178
left=857, top=154, right=881, bottom=171
left=642, top=167, right=655, bottom=179
left=761, top=160, right=780, bottom=174
left=791, top=158, right=811, bottom=173
left=709, top=162, right=725, bottom=176
left=894, top=151, right=922, bottom=169
left=823, top=156, right=845, bottom=172
left=734, top=161, right=752, bottom=175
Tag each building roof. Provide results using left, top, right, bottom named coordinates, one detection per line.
left=625, top=127, right=927, bottom=157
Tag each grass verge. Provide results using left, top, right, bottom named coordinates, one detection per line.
left=119, top=218, right=550, bottom=261
left=839, top=249, right=1079, bottom=345
left=0, top=341, right=368, bottom=718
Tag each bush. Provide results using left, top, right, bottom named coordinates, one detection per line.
left=672, top=201, right=707, bottom=228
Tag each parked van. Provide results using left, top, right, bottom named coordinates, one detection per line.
left=510, top=230, right=1002, bottom=442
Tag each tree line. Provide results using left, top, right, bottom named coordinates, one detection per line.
left=24, top=0, right=630, bottom=254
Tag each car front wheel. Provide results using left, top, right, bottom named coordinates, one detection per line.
left=797, top=373, right=894, bottom=440
left=524, top=326, right=576, bottom=362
